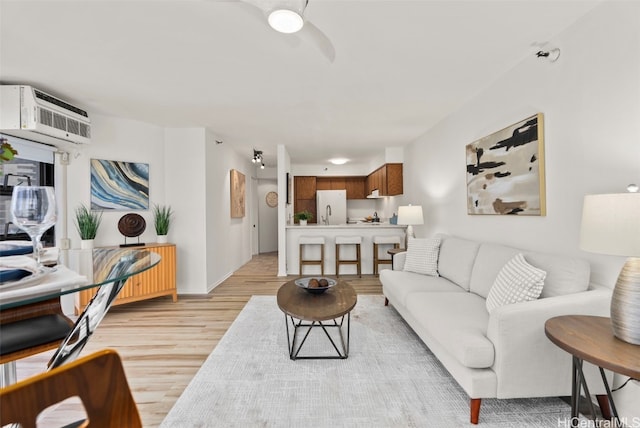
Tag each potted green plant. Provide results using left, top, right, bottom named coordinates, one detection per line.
left=153, top=204, right=173, bottom=243
left=75, top=204, right=102, bottom=249
left=294, top=210, right=313, bottom=226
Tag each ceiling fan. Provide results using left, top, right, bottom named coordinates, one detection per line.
left=236, top=0, right=336, bottom=62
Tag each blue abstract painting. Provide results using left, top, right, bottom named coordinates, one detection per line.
left=90, top=159, right=149, bottom=210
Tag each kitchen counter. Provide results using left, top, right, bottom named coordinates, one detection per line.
left=286, top=223, right=406, bottom=275
left=286, top=223, right=404, bottom=229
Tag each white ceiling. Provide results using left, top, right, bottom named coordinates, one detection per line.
left=0, top=0, right=600, bottom=166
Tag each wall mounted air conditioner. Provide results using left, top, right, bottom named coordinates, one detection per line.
left=0, top=85, right=91, bottom=146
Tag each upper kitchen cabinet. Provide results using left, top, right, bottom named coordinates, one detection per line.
left=345, top=177, right=366, bottom=199
left=317, top=176, right=366, bottom=199
left=366, top=163, right=403, bottom=196
left=295, top=176, right=317, bottom=199
left=385, top=163, right=403, bottom=195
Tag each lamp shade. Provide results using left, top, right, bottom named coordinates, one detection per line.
left=397, top=205, right=424, bottom=226
left=580, top=193, right=640, bottom=257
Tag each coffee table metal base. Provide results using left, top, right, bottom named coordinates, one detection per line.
left=284, top=313, right=350, bottom=360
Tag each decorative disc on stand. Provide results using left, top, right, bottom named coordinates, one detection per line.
left=118, top=213, right=146, bottom=247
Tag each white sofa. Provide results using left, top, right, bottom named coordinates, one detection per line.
left=379, top=234, right=612, bottom=424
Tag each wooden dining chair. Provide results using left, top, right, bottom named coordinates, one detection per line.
left=0, top=349, right=142, bottom=428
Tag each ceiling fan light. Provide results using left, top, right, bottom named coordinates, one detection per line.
left=268, top=9, right=304, bottom=34
left=329, top=158, right=349, bottom=165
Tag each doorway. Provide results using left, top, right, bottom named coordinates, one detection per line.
left=251, top=178, right=278, bottom=255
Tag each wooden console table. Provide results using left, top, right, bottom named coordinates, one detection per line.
left=545, top=315, right=640, bottom=427
left=75, top=243, right=177, bottom=314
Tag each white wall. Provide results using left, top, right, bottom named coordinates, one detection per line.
left=203, top=129, right=252, bottom=292
left=65, top=119, right=252, bottom=296
left=402, top=0, right=639, bottom=417
left=164, top=127, right=208, bottom=294
left=66, top=114, right=166, bottom=249
left=277, top=144, right=291, bottom=276
left=292, top=162, right=371, bottom=176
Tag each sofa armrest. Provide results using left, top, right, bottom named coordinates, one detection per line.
left=486, top=288, right=612, bottom=398
left=393, top=251, right=407, bottom=271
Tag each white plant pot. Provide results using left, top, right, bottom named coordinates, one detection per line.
left=157, top=235, right=168, bottom=244
left=299, top=220, right=307, bottom=226
left=80, top=239, right=94, bottom=250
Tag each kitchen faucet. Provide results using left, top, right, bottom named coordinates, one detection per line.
left=324, top=204, right=332, bottom=225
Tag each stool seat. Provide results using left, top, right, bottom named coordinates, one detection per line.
left=335, top=236, right=362, bottom=278
left=299, top=236, right=325, bottom=275
left=299, top=236, right=325, bottom=245
left=335, top=236, right=362, bottom=245
left=373, top=235, right=402, bottom=275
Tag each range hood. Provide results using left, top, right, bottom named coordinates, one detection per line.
left=366, top=189, right=381, bottom=199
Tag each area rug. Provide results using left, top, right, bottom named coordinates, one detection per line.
left=161, top=295, right=571, bottom=427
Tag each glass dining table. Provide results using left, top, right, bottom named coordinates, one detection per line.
left=0, top=247, right=161, bottom=386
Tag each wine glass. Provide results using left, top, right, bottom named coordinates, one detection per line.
left=10, top=185, right=57, bottom=266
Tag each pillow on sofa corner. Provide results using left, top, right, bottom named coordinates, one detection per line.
left=403, top=236, right=441, bottom=276
left=486, top=253, right=546, bottom=313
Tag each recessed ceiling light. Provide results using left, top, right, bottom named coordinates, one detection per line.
left=268, top=9, right=304, bottom=34
left=329, top=158, right=349, bottom=165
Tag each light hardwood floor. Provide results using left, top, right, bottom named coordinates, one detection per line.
left=16, top=252, right=383, bottom=427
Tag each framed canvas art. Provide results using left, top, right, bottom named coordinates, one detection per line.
left=466, top=113, right=546, bottom=215
left=230, top=169, right=245, bottom=218
left=91, top=159, right=149, bottom=210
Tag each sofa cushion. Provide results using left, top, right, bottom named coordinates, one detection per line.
left=486, top=253, right=546, bottom=313
left=403, top=236, right=441, bottom=276
left=380, top=270, right=464, bottom=307
left=523, top=251, right=590, bottom=297
left=438, top=235, right=480, bottom=291
left=469, top=243, right=520, bottom=298
left=406, top=292, right=494, bottom=368
left=468, top=242, right=592, bottom=299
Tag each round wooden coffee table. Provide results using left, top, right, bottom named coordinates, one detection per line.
left=277, top=278, right=357, bottom=360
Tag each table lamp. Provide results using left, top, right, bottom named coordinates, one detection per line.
left=579, top=188, right=640, bottom=345
left=398, top=205, right=424, bottom=246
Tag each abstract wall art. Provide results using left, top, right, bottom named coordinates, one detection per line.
left=466, top=113, right=546, bottom=216
left=90, top=159, right=149, bottom=210
left=230, top=169, right=245, bottom=218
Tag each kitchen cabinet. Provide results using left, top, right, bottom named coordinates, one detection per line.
left=293, top=165, right=399, bottom=214
left=366, top=163, right=403, bottom=196
left=75, top=243, right=177, bottom=315
left=295, top=176, right=317, bottom=199
left=385, top=163, right=403, bottom=196
left=294, top=176, right=317, bottom=223
left=316, top=176, right=365, bottom=199
left=316, top=178, right=331, bottom=191
left=345, top=177, right=366, bottom=199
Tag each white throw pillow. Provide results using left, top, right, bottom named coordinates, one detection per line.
left=486, top=253, right=546, bottom=313
left=403, top=236, right=441, bottom=276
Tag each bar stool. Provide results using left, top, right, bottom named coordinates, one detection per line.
left=335, top=236, right=362, bottom=278
left=299, top=236, right=325, bottom=275
left=373, top=235, right=402, bottom=275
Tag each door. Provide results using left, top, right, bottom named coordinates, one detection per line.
left=258, top=179, right=278, bottom=253
left=251, top=177, right=259, bottom=255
